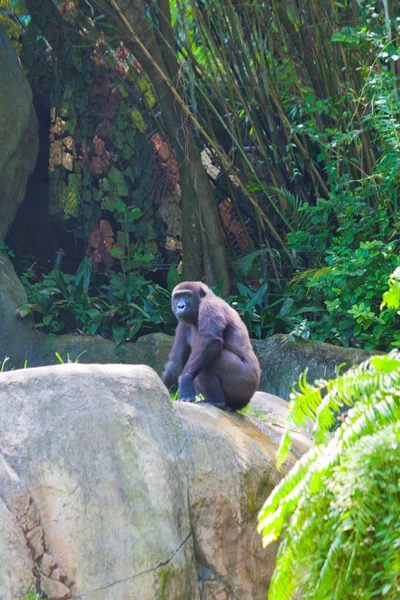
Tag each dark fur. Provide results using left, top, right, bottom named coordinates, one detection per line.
left=162, top=282, right=260, bottom=411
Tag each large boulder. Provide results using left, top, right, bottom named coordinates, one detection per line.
left=29, top=331, right=173, bottom=373
left=247, top=391, right=313, bottom=457
left=0, top=364, right=303, bottom=600
left=0, top=25, right=39, bottom=241
left=252, top=334, right=377, bottom=400
left=0, top=253, right=35, bottom=366
left=20, top=331, right=375, bottom=403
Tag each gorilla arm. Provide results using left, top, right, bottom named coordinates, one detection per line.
left=161, top=323, right=190, bottom=389
left=178, top=306, right=225, bottom=401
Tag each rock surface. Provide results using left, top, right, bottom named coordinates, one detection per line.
left=13, top=328, right=375, bottom=403
left=247, top=392, right=313, bottom=457
left=0, top=26, right=39, bottom=241
left=252, top=334, right=378, bottom=399
left=178, top=403, right=282, bottom=599
left=0, top=253, right=35, bottom=366
left=0, top=364, right=304, bottom=600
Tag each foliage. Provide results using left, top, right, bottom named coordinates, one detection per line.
left=0, top=0, right=26, bottom=53
left=22, top=593, right=44, bottom=600
left=166, top=0, right=400, bottom=348
left=18, top=258, right=322, bottom=343
left=1, top=357, right=11, bottom=372
left=18, top=258, right=176, bottom=344
left=20, top=6, right=171, bottom=272
left=0, top=241, right=16, bottom=258
left=258, top=270, right=400, bottom=599
left=3, top=0, right=400, bottom=350
left=55, top=350, right=86, bottom=363
left=1, top=356, right=28, bottom=371
left=288, top=240, right=400, bottom=349
left=227, top=283, right=321, bottom=341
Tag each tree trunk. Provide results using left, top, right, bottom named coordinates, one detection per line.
left=101, top=0, right=231, bottom=293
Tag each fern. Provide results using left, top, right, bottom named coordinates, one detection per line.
left=259, top=343, right=400, bottom=599
left=272, top=187, right=313, bottom=231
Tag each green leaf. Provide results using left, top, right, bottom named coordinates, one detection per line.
left=112, top=200, right=126, bottom=212
left=43, top=314, right=53, bottom=326
left=112, top=325, right=126, bottom=345
left=167, top=265, right=181, bottom=293
left=110, top=247, right=125, bottom=259
left=75, top=258, right=92, bottom=293
left=277, top=298, right=294, bottom=318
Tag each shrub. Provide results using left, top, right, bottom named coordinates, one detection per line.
left=258, top=269, right=400, bottom=599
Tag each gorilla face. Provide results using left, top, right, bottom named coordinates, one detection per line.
left=172, top=289, right=198, bottom=324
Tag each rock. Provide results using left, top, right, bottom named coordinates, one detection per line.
left=0, top=26, right=39, bottom=241
left=20, top=500, right=40, bottom=532
left=177, top=402, right=285, bottom=600
left=25, top=331, right=174, bottom=372
left=0, top=497, right=34, bottom=598
left=41, top=553, right=56, bottom=577
left=252, top=334, right=377, bottom=400
left=51, top=567, right=68, bottom=583
left=26, top=525, right=44, bottom=561
left=247, top=392, right=313, bottom=458
left=0, top=363, right=301, bottom=599
left=40, top=575, right=71, bottom=600
left=0, top=253, right=35, bottom=367
left=0, top=364, right=199, bottom=599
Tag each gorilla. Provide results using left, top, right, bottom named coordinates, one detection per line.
left=162, top=281, right=260, bottom=411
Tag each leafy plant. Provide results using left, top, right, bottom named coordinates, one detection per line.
left=55, top=350, right=87, bottom=364
left=258, top=269, right=400, bottom=599
left=18, top=259, right=176, bottom=344
left=0, top=241, right=16, bottom=258
left=1, top=357, right=28, bottom=372
left=227, top=283, right=321, bottom=341
left=288, top=240, right=400, bottom=349
left=22, top=592, right=44, bottom=600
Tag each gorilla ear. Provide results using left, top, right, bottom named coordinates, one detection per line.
left=199, top=287, right=207, bottom=298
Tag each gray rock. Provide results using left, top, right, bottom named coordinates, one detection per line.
left=22, top=331, right=376, bottom=404
left=29, top=331, right=174, bottom=373
left=0, top=253, right=35, bottom=366
left=0, top=25, right=39, bottom=241
left=0, top=363, right=300, bottom=599
left=0, top=497, right=34, bottom=599
left=252, top=334, right=378, bottom=400
left=247, top=391, right=313, bottom=458
left=177, top=402, right=284, bottom=599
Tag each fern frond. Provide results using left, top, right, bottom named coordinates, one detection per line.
left=272, top=187, right=313, bottom=231
left=260, top=273, right=400, bottom=599
left=236, top=250, right=264, bottom=276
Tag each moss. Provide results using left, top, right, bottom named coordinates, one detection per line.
left=158, top=564, right=171, bottom=599
left=127, top=69, right=156, bottom=108
left=244, top=473, right=272, bottom=517
left=131, top=108, right=147, bottom=133
left=247, top=486, right=258, bottom=516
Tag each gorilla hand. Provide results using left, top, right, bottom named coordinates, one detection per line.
left=178, top=373, right=196, bottom=403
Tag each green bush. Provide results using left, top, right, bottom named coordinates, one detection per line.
left=18, top=259, right=176, bottom=344
left=288, top=240, right=400, bottom=349
left=22, top=593, right=44, bottom=600
left=258, top=269, right=400, bottom=599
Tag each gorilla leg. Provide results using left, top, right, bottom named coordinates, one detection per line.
left=214, top=350, right=259, bottom=411
left=194, top=368, right=226, bottom=410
